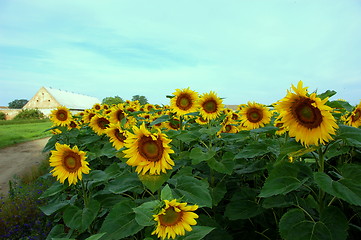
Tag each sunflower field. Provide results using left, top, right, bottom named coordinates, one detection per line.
left=39, top=81, right=361, bottom=240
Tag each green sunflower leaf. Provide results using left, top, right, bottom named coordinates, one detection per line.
left=149, top=114, right=170, bottom=126
left=169, top=175, right=212, bottom=208
left=279, top=206, right=348, bottom=240
left=314, top=164, right=361, bottom=206
left=161, top=184, right=174, bottom=200
left=259, top=162, right=312, bottom=198
left=189, top=147, right=216, bottom=165
left=335, top=125, right=361, bottom=146
left=138, top=171, right=172, bottom=193
left=63, top=199, right=100, bottom=233
left=133, top=200, right=161, bottom=227
left=177, top=226, right=215, bottom=240
left=225, top=188, right=264, bottom=220
left=100, top=199, right=143, bottom=239
left=207, top=152, right=234, bottom=175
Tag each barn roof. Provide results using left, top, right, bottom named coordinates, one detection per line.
left=45, top=87, right=100, bottom=110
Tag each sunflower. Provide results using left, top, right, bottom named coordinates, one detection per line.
left=92, top=103, right=102, bottom=111
left=239, top=102, right=272, bottom=130
left=344, top=101, right=361, bottom=128
left=106, top=124, right=127, bottom=150
left=217, top=123, right=239, bottom=136
left=162, top=118, right=181, bottom=131
left=198, top=91, right=224, bottom=120
left=82, top=109, right=96, bottom=124
left=109, top=104, right=127, bottom=124
left=89, top=114, right=110, bottom=135
left=275, top=81, right=338, bottom=146
left=123, top=123, right=174, bottom=175
left=195, top=116, right=209, bottom=125
left=50, top=106, right=73, bottom=126
left=67, top=120, right=81, bottom=130
left=49, top=143, right=90, bottom=185
left=152, top=199, right=198, bottom=239
left=170, top=88, right=199, bottom=116
left=274, top=118, right=288, bottom=135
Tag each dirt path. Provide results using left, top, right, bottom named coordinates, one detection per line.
left=0, top=137, right=51, bottom=195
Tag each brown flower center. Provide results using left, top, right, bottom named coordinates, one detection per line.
left=138, top=136, right=164, bottom=162
left=56, top=110, right=68, bottom=121
left=247, top=108, right=263, bottom=123
left=69, top=121, right=77, bottom=128
left=292, top=98, right=322, bottom=128
left=114, top=129, right=126, bottom=142
left=176, top=94, right=193, bottom=111
left=202, top=99, right=217, bottom=113
left=159, top=207, right=183, bottom=226
left=97, top=117, right=110, bottom=129
left=225, top=125, right=232, bottom=132
left=352, top=109, right=361, bottom=122
left=116, top=110, right=125, bottom=122
left=63, top=151, right=81, bottom=172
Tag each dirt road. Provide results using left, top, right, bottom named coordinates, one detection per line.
left=0, top=137, right=51, bottom=195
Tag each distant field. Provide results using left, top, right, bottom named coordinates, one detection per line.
left=0, top=119, right=52, bottom=149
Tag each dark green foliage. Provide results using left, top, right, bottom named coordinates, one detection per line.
left=132, top=95, right=148, bottom=105
left=8, top=99, right=28, bottom=109
left=0, top=112, right=5, bottom=120
left=14, top=108, right=45, bottom=120
left=101, top=96, right=124, bottom=106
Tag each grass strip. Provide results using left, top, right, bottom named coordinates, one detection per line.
left=0, top=121, right=52, bottom=149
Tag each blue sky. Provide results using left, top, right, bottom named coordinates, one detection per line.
left=1, top=0, right=360, bottom=107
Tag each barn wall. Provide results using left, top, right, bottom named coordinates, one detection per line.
left=0, top=109, right=22, bottom=120
left=23, top=87, right=60, bottom=109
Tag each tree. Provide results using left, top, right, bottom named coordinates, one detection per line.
left=102, top=96, right=124, bottom=106
left=132, top=95, right=148, bottom=105
left=8, top=99, right=28, bottom=109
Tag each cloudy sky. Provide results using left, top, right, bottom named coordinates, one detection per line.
left=1, top=0, right=360, bottom=107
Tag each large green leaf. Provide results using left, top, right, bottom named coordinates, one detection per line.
left=63, top=199, right=100, bottom=233
left=133, top=200, right=161, bottom=226
left=336, top=125, right=361, bottom=146
left=235, top=139, right=279, bottom=159
left=210, top=181, right=227, bottom=206
left=161, top=184, right=174, bottom=201
left=169, top=175, right=212, bottom=208
left=100, top=199, right=143, bottom=240
left=177, top=226, right=215, bottom=240
left=176, top=131, right=199, bottom=143
left=189, top=147, right=216, bottom=165
left=225, top=188, right=264, bottom=220
left=149, top=114, right=170, bottom=126
left=207, top=152, right=234, bottom=175
left=39, top=181, right=67, bottom=199
left=279, top=207, right=348, bottom=240
left=259, top=162, right=312, bottom=198
left=106, top=172, right=143, bottom=194
left=39, top=199, right=70, bottom=216
left=138, top=171, right=172, bottom=193
left=314, top=164, right=361, bottom=206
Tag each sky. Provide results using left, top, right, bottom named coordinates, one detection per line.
left=0, top=0, right=360, bottom=107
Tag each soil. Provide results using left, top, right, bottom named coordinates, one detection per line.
left=0, top=137, right=51, bottom=195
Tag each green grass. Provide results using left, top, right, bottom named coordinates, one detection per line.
left=0, top=119, right=53, bottom=149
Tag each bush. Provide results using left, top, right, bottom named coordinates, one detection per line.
left=14, top=109, right=45, bottom=120
left=0, top=112, right=5, bottom=120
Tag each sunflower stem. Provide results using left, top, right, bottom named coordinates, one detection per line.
left=317, top=148, right=325, bottom=212
left=81, top=179, right=89, bottom=208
